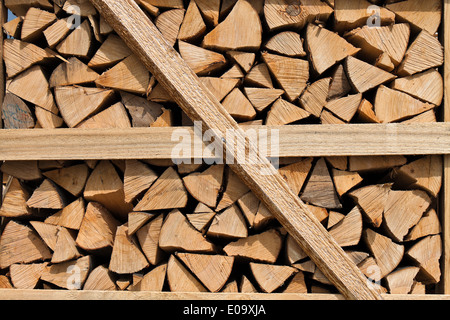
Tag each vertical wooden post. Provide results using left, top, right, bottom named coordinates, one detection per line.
left=442, top=0, right=450, bottom=295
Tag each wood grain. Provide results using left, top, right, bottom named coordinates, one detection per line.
left=88, top=0, right=381, bottom=300
left=1, top=123, right=450, bottom=161
left=442, top=0, right=450, bottom=295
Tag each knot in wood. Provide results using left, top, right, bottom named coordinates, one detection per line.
left=286, top=5, right=302, bottom=16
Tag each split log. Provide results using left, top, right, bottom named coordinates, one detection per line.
left=159, top=209, right=215, bottom=253
left=394, top=156, right=442, bottom=198
left=327, top=64, right=352, bottom=100
left=123, top=160, right=158, bottom=203
left=265, top=31, right=306, bottom=58
left=155, top=9, right=185, bottom=47
left=283, top=271, right=307, bottom=293
left=386, top=0, right=442, bottom=35
left=83, top=265, right=117, bottom=290
left=3, top=16, right=23, bottom=38
left=356, top=99, right=380, bottom=123
left=345, top=23, right=410, bottom=66
left=186, top=204, right=216, bottom=233
left=306, top=23, right=359, bottom=75
left=262, top=52, right=308, bottom=102
left=51, top=226, right=82, bottom=263
left=178, top=40, right=226, bottom=76
left=1, top=93, right=35, bottom=129
left=334, top=0, right=395, bottom=32
left=136, top=214, right=164, bottom=265
left=10, top=262, right=47, bottom=289
left=328, top=207, right=363, bottom=247
left=344, top=56, right=396, bottom=93
left=244, top=87, right=284, bottom=113
left=223, top=229, right=283, bottom=263
left=250, top=262, right=297, bottom=293
left=41, top=255, right=92, bottom=289
left=240, top=275, right=258, bottom=293
left=128, top=212, right=155, bottom=236
left=76, top=102, right=131, bottom=129
left=95, top=54, right=150, bottom=94
left=134, top=167, right=188, bottom=211
left=300, top=158, right=342, bottom=209
left=0, top=220, right=52, bottom=269
left=406, top=235, right=442, bottom=284
left=324, top=93, right=362, bottom=123
left=27, top=179, right=67, bottom=209
left=397, top=30, right=444, bottom=77
left=195, top=0, right=220, bottom=26
left=391, top=69, right=443, bottom=108
left=263, top=0, right=333, bottom=31
left=182, top=165, right=224, bottom=208
left=0, top=178, right=33, bottom=218
left=88, top=34, right=132, bottom=69
left=383, top=190, right=431, bottom=242
left=331, top=169, right=363, bottom=196
left=386, top=267, right=419, bottom=294
left=278, top=158, right=313, bottom=196
left=228, top=51, right=255, bottom=73
left=109, top=224, right=149, bottom=274
left=299, top=78, right=331, bottom=118
left=207, top=204, right=248, bottom=239
left=130, top=263, right=167, bottom=291
left=21, top=7, right=56, bottom=42
left=54, top=86, right=115, bottom=128
left=216, top=169, right=250, bottom=211
left=178, top=0, right=206, bottom=42
left=75, top=202, right=120, bottom=252
left=121, top=92, right=164, bottom=127
left=49, top=57, right=99, bottom=88
left=363, top=229, right=404, bottom=279
left=43, top=17, right=72, bottom=48
left=348, top=184, right=391, bottom=228
left=202, top=0, right=262, bottom=51
left=56, top=19, right=92, bottom=59
left=244, top=63, right=273, bottom=88
left=176, top=252, right=234, bottom=292
left=167, top=255, right=207, bottom=292
left=84, top=160, right=132, bottom=220
left=43, top=164, right=89, bottom=197
left=1, top=160, right=42, bottom=181
left=44, top=198, right=85, bottom=230
left=199, top=77, right=239, bottom=102
left=406, top=209, right=441, bottom=242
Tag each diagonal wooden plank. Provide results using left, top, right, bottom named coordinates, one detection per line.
left=89, top=0, right=381, bottom=300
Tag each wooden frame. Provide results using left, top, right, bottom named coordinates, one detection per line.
left=0, top=0, right=450, bottom=300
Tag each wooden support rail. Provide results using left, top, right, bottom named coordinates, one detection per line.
left=89, top=0, right=381, bottom=300
left=0, top=123, right=449, bottom=161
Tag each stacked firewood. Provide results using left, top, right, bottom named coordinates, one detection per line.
left=0, top=155, right=442, bottom=294
left=1, top=0, right=444, bottom=129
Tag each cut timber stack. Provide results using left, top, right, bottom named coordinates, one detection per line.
left=1, top=0, right=444, bottom=129
left=0, top=156, right=443, bottom=294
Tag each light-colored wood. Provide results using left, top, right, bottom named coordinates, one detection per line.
left=407, top=235, right=442, bottom=284
left=386, top=267, right=420, bottom=295
left=21, top=7, right=56, bottom=42
left=167, top=255, right=207, bottom=292
left=331, top=169, right=363, bottom=197
left=75, top=202, right=120, bottom=251
left=76, top=102, right=132, bottom=129
left=207, top=204, right=248, bottom=239
left=391, top=70, right=444, bottom=106
left=374, top=86, right=435, bottom=123
left=324, top=93, right=362, bottom=123
left=95, top=54, right=150, bottom=94
left=216, top=169, right=249, bottom=211
left=109, top=224, right=149, bottom=274
left=0, top=178, right=32, bottom=218
left=44, top=198, right=86, bottom=230
left=179, top=40, right=226, bottom=76
left=10, top=263, right=47, bottom=289
left=5, top=0, right=53, bottom=16
left=83, top=265, right=116, bottom=291
left=43, top=18, right=72, bottom=48
left=194, top=0, right=220, bottom=26
left=51, top=226, right=82, bottom=263
left=345, top=56, right=396, bottom=93
left=3, top=16, right=22, bottom=38
left=250, top=262, right=297, bottom=293
left=41, top=256, right=92, bottom=289
left=43, top=164, right=89, bottom=197
left=182, top=165, right=223, bottom=208
left=88, top=34, right=132, bottom=69
left=299, top=78, right=330, bottom=118
left=121, top=92, right=163, bottom=127
left=348, top=156, right=407, bottom=172
left=278, top=158, right=313, bottom=196
left=262, top=52, right=308, bottom=101
left=406, top=209, right=441, bottom=242
left=328, top=206, right=362, bottom=247
left=158, top=209, right=215, bottom=253
left=265, top=31, right=306, bottom=58
left=0, top=220, right=51, bottom=269
left=398, top=30, right=444, bottom=77
left=3, top=39, right=54, bottom=79
left=228, top=51, right=255, bottom=73
left=202, top=0, right=262, bottom=51
left=386, top=0, right=442, bottom=35
left=26, top=179, right=66, bottom=209
left=1, top=160, right=41, bottom=181
left=124, top=159, right=158, bottom=203
left=176, top=252, right=234, bottom=293
left=134, top=167, right=188, bottom=211
left=223, top=229, right=283, bottom=263
left=328, top=64, right=351, bottom=100
left=49, top=57, right=99, bottom=88
left=245, top=63, right=273, bottom=88
left=63, top=0, right=96, bottom=16
left=306, top=23, right=360, bottom=75
left=263, top=0, right=332, bottom=31
left=244, top=87, right=284, bottom=113
left=1, top=93, right=35, bottom=129
left=300, top=158, right=341, bottom=209
left=130, top=263, right=167, bottom=291
left=83, top=160, right=132, bottom=220
left=155, top=8, right=184, bottom=47
left=3, top=124, right=450, bottom=161
left=56, top=19, right=92, bottom=59
left=345, top=23, right=410, bottom=66
left=178, top=0, right=206, bottom=41
left=136, top=214, right=164, bottom=265
left=334, top=0, right=395, bottom=32
left=200, top=77, right=239, bottom=102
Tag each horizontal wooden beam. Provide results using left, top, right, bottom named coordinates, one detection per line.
left=0, top=289, right=447, bottom=300
left=0, top=123, right=448, bottom=161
